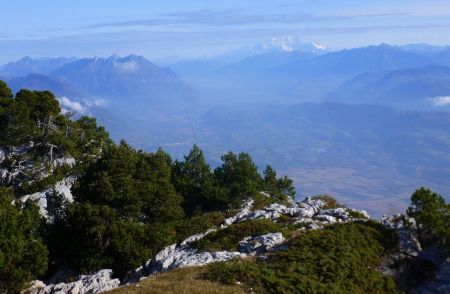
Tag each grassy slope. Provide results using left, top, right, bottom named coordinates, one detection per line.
left=108, top=267, right=245, bottom=294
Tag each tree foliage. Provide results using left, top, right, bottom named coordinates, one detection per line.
left=407, top=187, right=450, bottom=254
left=0, top=188, right=48, bottom=293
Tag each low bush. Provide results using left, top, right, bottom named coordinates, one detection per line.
left=191, top=219, right=287, bottom=252
left=204, top=222, right=398, bottom=294
left=311, top=195, right=344, bottom=209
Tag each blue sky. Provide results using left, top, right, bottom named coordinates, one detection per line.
left=1, top=0, right=450, bottom=62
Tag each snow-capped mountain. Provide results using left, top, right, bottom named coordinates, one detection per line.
left=209, top=37, right=329, bottom=63
left=251, top=36, right=328, bottom=54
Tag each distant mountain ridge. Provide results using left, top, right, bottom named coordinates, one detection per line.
left=0, top=56, right=76, bottom=77
left=49, top=55, right=192, bottom=102
left=2, top=74, right=82, bottom=98
left=326, top=65, right=450, bottom=108
left=172, top=43, right=444, bottom=102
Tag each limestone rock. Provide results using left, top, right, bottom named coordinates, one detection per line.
left=314, top=214, right=338, bottom=224
left=239, top=233, right=285, bottom=255
left=21, top=177, right=75, bottom=219
left=52, top=157, right=76, bottom=168
left=22, top=269, right=120, bottom=294
left=381, top=215, right=422, bottom=257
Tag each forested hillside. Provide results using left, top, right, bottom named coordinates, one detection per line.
left=0, top=82, right=449, bottom=294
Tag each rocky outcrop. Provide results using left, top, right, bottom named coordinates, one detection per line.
left=21, top=177, right=75, bottom=219
left=22, top=269, right=120, bottom=294
left=223, top=197, right=327, bottom=225
left=126, top=196, right=368, bottom=283
left=25, top=195, right=376, bottom=292
left=0, top=142, right=75, bottom=188
left=52, top=157, right=76, bottom=168
left=239, top=233, right=285, bottom=255
left=381, top=215, right=422, bottom=257
left=126, top=242, right=245, bottom=283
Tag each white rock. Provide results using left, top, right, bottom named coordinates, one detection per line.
left=180, top=228, right=216, bottom=246
left=0, top=147, right=6, bottom=163
left=321, top=208, right=349, bottom=220
left=22, top=269, right=120, bottom=294
left=314, top=214, right=337, bottom=224
left=260, top=191, right=271, bottom=198
left=306, top=223, right=323, bottom=230
left=52, top=157, right=76, bottom=168
left=21, top=177, right=75, bottom=219
left=381, top=215, right=422, bottom=257
left=223, top=199, right=254, bottom=226
left=172, top=251, right=245, bottom=269
left=239, top=233, right=285, bottom=255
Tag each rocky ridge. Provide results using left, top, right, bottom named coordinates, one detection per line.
left=24, top=195, right=375, bottom=293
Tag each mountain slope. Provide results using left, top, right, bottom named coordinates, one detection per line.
left=0, top=56, right=76, bottom=77
left=326, top=66, right=450, bottom=108
left=50, top=55, right=193, bottom=103
left=1, top=73, right=82, bottom=98
left=183, top=44, right=438, bottom=102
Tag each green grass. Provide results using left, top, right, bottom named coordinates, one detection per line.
left=108, top=266, right=245, bottom=294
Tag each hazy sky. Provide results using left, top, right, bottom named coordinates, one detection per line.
left=1, top=0, right=450, bottom=62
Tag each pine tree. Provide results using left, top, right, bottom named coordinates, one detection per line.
left=173, top=145, right=217, bottom=215
left=214, top=152, right=262, bottom=208
left=0, top=188, right=48, bottom=293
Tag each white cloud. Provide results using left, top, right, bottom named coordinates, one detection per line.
left=58, top=96, right=87, bottom=114
left=58, top=97, right=108, bottom=115
left=429, top=96, right=450, bottom=106
left=84, top=99, right=108, bottom=107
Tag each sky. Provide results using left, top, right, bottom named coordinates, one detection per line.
left=1, top=0, right=450, bottom=63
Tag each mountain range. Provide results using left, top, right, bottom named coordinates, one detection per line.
left=169, top=43, right=450, bottom=104
left=1, top=43, right=450, bottom=214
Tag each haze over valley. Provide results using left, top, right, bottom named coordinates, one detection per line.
left=2, top=41, right=450, bottom=216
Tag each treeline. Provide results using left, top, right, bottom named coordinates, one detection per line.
left=0, top=81, right=295, bottom=292
left=53, top=143, right=295, bottom=279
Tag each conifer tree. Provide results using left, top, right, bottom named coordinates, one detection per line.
left=173, top=145, right=216, bottom=215
left=0, top=188, right=48, bottom=293
left=214, top=152, right=262, bottom=208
